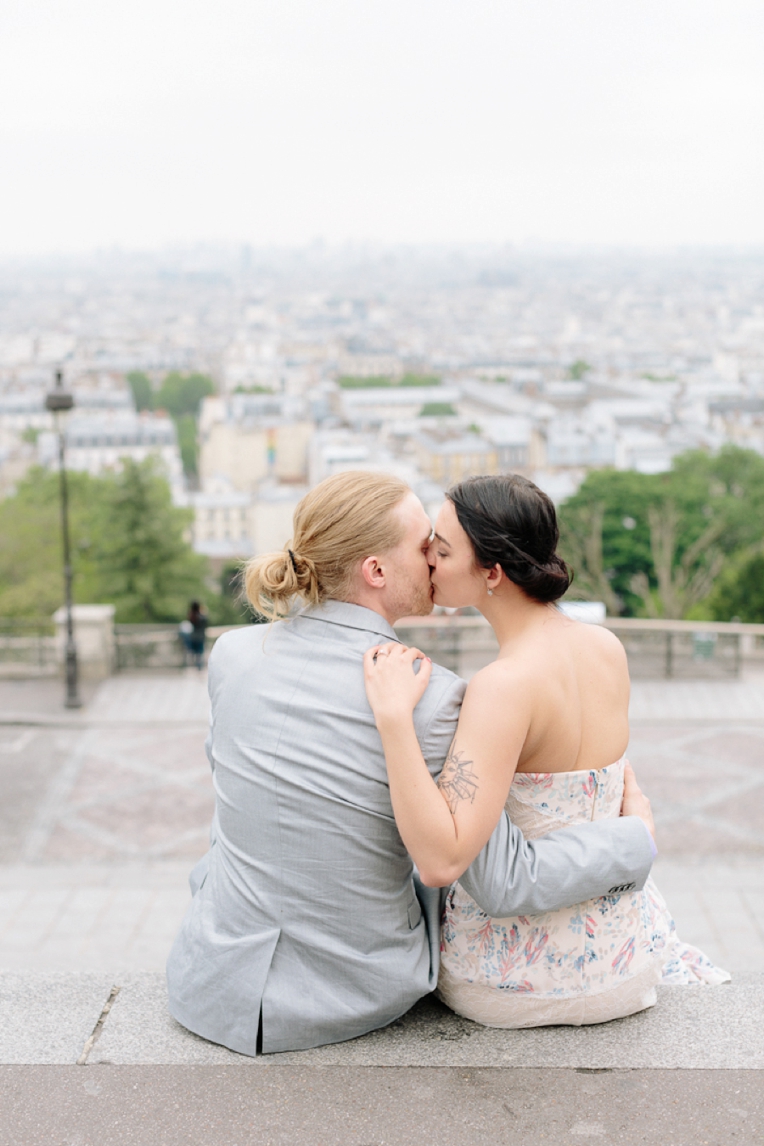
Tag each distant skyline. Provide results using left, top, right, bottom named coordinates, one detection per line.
left=1, top=0, right=763, bottom=256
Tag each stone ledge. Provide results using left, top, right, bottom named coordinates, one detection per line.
left=2, top=971, right=762, bottom=1069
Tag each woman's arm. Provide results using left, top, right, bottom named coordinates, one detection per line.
left=364, top=644, right=531, bottom=887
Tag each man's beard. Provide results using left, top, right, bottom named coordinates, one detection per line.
left=403, top=578, right=435, bottom=618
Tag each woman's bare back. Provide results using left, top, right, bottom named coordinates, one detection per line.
left=491, top=612, right=630, bottom=774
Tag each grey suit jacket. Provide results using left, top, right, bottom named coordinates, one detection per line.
left=167, top=600, right=653, bottom=1055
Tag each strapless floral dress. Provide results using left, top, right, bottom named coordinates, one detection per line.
left=438, top=760, right=730, bottom=1028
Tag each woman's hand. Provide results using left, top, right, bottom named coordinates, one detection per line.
left=621, top=760, right=656, bottom=843
left=363, top=643, right=432, bottom=725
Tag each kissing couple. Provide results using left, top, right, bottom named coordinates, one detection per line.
left=167, top=470, right=728, bottom=1055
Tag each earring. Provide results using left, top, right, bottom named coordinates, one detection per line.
left=487, top=588, right=493, bottom=596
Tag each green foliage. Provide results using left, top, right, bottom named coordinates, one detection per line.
left=419, top=402, right=457, bottom=417
left=155, top=372, right=215, bottom=419
left=21, top=427, right=40, bottom=445
left=86, top=458, right=209, bottom=622
left=706, top=548, right=764, bottom=623
left=337, top=373, right=440, bottom=389
left=399, top=373, right=440, bottom=387
left=0, top=461, right=213, bottom=623
left=558, top=445, right=764, bottom=619
left=125, top=371, right=215, bottom=479
left=209, top=561, right=262, bottom=625
left=568, top=359, right=591, bottom=381
left=0, top=467, right=101, bottom=618
left=175, top=414, right=198, bottom=478
left=126, top=370, right=215, bottom=419
left=559, top=470, right=655, bottom=615
left=233, top=384, right=273, bottom=394
left=127, top=371, right=153, bottom=411
left=337, top=375, right=393, bottom=389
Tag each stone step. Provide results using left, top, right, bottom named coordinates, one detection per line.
left=3, top=971, right=763, bottom=1070
left=4, top=1063, right=762, bottom=1146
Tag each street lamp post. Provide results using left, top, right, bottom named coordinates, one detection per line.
left=46, top=370, right=82, bottom=709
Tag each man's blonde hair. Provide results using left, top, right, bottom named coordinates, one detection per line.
left=245, top=470, right=411, bottom=621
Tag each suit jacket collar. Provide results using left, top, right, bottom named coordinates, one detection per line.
left=299, top=599, right=399, bottom=642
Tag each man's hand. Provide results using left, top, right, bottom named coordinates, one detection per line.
left=621, top=761, right=656, bottom=843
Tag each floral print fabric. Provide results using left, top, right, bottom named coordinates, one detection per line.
left=438, top=760, right=730, bottom=1028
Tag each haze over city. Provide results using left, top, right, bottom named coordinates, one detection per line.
left=1, top=0, right=763, bottom=255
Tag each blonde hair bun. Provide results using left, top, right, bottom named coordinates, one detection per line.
left=244, top=471, right=410, bottom=622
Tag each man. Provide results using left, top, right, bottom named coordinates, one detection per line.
left=167, top=471, right=654, bottom=1055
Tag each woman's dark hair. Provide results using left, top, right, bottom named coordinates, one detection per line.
left=447, top=474, right=571, bottom=604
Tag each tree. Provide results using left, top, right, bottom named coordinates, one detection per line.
left=214, top=561, right=261, bottom=624
left=568, top=359, right=591, bottom=381
left=558, top=469, right=655, bottom=615
left=629, top=502, right=726, bottom=619
left=88, top=458, right=210, bottom=622
left=127, top=371, right=153, bottom=411
left=557, top=501, right=621, bottom=615
left=558, top=446, right=764, bottom=618
left=706, top=547, right=764, bottom=623
left=0, top=467, right=102, bottom=618
left=135, top=371, right=216, bottom=480
left=0, top=462, right=220, bottom=623
left=399, top=373, right=440, bottom=387
left=175, top=415, right=199, bottom=477
left=337, top=376, right=393, bottom=389
left=337, top=373, right=441, bottom=389
left=419, top=402, right=456, bottom=416
left=155, top=372, right=215, bottom=419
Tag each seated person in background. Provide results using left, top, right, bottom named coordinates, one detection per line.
left=180, top=601, right=207, bottom=669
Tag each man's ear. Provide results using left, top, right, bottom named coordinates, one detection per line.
left=360, top=555, right=386, bottom=590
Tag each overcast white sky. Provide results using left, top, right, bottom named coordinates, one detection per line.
left=1, top=0, right=762, bottom=255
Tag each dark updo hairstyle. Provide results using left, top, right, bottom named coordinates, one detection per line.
left=447, top=474, right=571, bottom=604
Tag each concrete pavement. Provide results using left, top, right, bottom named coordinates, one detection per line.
left=2, top=1064, right=761, bottom=1146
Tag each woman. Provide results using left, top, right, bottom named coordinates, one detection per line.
left=364, top=474, right=729, bottom=1028
left=180, top=600, right=208, bottom=670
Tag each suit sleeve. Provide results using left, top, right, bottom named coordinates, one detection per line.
left=459, top=813, right=654, bottom=917
left=419, top=672, right=655, bottom=916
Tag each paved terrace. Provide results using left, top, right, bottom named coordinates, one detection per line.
left=1, top=671, right=763, bottom=1143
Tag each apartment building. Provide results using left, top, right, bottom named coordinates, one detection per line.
left=199, top=393, right=313, bottom=491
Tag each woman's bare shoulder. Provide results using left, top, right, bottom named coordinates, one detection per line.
left=463, top=654, right=536, bottom=708
left=570, top=620, right=628, bottom=665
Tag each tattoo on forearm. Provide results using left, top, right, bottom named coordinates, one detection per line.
left=438, top=745, right=479, bottom=815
